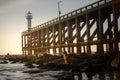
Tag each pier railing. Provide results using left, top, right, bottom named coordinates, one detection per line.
left=22, top=0, right=112, bottom=34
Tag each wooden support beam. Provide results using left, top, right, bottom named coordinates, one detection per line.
left=76, top=17, right=82, bottom=54
left=90, top=28, right=98, bottom=40
left=24, top=35, right=26, bottom=48
left=81, top=31, right=87, bottom=39
left=86, top=13, right=91, bottom=54
left=112, top=2, right=119, bottom=53
left=43, top=29, right=45, bottom=47
left=33, top=33, right=36, bottom=47
left=80, top=22, right=86, bottom=31
left=107, top=15, right=113, bottom=52
left=59, top=21, right=62, bottom=54
left=97, top=9, right=103, bottom=53
left=47, top=28, right=50, bottom=52
left=72, top=35, right=76, bottom=41
left=89, top=19, right=96, bottom=27
left=104, top=21, right=113, bottom=37
left=67, top=20, right=70, bottom=53
left=53, top=26, right=56, bottom=54
left=39, top=30, right=41, bottom=47
left=21, top=35, right=24, bottom=55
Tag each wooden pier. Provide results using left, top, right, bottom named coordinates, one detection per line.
left=22, top=0, right=120, bottom=56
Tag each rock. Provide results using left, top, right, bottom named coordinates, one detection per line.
left=0, top=60, right=8, bottom=64
left=58, top=74, right=74, bottom=80
left=10, top=61, right=17, bottom=64
left=24, top=63, right=35, bottom=68
left=23, top=69, right=46, bottom=73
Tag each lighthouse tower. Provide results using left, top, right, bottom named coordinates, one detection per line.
left=26, top=11, right=32, bottom=31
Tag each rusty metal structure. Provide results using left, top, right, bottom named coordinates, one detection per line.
left=22, top=0, right=120, bottom=56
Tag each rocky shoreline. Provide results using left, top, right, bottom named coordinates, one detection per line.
left=1, top=52, right=120, bottom=79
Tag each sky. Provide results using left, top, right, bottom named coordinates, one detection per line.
left=0, top=0, right=99, bottom=55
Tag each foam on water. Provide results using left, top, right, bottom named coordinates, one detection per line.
left=0, top=61, right=58, bottom=80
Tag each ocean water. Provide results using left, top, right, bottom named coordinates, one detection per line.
left=0, top=60, right=117, bottom=80
left=0, top=61, right=58, bottom=80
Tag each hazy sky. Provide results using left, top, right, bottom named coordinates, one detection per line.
left=0, top=0, right=99, bottom=55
